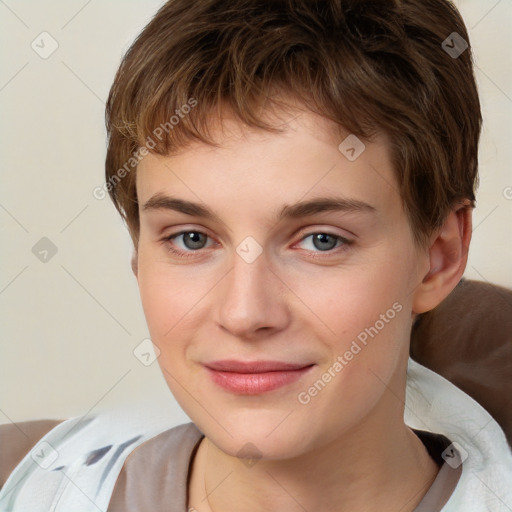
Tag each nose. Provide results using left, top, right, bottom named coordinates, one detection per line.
left=215, top=251, right=290, bottom=340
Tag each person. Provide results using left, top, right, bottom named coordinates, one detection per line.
left=1, top=0, right=511, bottom=511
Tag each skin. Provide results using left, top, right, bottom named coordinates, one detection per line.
left=133, top=104, right=471, bottom=512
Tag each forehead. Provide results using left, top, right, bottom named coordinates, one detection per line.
left=136, top=108, right=401, bottom=222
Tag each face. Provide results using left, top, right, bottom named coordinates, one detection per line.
left=135, top=107, right=430, bottom=460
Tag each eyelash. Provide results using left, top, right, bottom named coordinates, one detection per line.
left=161, top=230, right=354, bottom=260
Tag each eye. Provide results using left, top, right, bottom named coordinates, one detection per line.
left=296, top=232, right=352, bottom=253
left=162, top=230, right=214, bottom=257
left=161, top=229, right=353, bottom=260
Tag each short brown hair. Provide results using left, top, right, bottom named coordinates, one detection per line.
left=105, top=0, right=481, bottom=248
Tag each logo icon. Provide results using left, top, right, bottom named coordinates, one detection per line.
left=31, top=441, right=59, bottom=469
left=236, top=442, right=263, bottom=468
left=31, top=32, right=59, bottom=59
left=32, top=237, right=58, bottom=263
left=236, top=236, right=263, bottom=264
left=338, top=134, right=366, bottom=162
left=442, top=32, right=468, bottom=59
left=133, top=338, right=161, bottom=366
left=441, top=441, right=468, bottom=469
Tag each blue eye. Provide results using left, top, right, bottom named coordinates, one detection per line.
left=173, top=231, right=209, bottom=250
left=162, top=230, right=353, bottom=259
left=163, top=231, right=212, bottom=257
left=298, top=232, right=349, bottom=252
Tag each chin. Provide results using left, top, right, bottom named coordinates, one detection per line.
left=196, top=411, right=317, bottom=461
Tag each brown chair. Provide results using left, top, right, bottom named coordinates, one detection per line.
left=410, top=278, right=512, bottom=447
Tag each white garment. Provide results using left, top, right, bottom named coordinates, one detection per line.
left=404, top=358, right=512, bottom=510
left=1, top=357, right=511, bottom=511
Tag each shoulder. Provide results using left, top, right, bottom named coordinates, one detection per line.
left=120, top=421, right=203, bottom=472
left=0, top=406, right=198, bottom=511
left=109, top=422, right=203, bottom=510
left=411, top=278, right=512, bottom=444
left=406, top=358, right=512, bottom=509
left=0, top=419, right=65, bottom=489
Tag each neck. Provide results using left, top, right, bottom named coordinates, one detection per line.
left=188, top=398, right=440, bottom=512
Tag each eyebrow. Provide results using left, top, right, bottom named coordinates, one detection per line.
left=142, top=193, right=376, bottom=223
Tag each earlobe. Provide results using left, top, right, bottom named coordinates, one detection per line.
left=412, top=202, right=473, bottom=314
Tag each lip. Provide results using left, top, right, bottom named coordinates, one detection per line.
left=204, top=360, right=315, bottom=395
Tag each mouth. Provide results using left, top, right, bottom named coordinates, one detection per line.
left=203, top=360, right=315, bottom=395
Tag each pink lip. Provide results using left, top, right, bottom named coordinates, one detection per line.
left=204, top=360, right=315, bottom=395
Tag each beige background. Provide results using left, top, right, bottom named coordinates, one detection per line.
left=1, top=0, right=511, bottom=424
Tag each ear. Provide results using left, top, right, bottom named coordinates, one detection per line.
left=412, top=201, right=473, bottom=314
left=131, top=250, right=138, bottom=279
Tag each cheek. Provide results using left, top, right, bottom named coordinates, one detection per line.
left=289, top=244, right=414, bottom=383
left=137, top=266, right=204, bottom=403
left=136, top=247, right=229, bottom=395
left=136, top=257, right=214, bottom=421
left=290, top=268, right=411, bottom=436
left=137, top=250, right=197, bottom=347
left=290, top=249, right=411, bottom=338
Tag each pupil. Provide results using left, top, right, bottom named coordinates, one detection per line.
left=185, top=232, right=205, bottom=249
left=314, top=233, right=336, bottom=251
